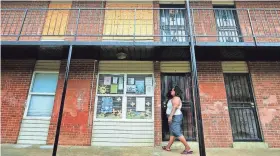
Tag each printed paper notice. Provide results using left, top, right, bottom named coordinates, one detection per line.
left=136, top=97, right=145, bottom=112
left=113, top=77, right=118, bottom=84
left=145, top=77, right=153, bottom=86
left=118, top=77, right=123, bottom=90
left=146, top=85, right=153, bottom=95
left=128, top=78, right=135, bottom=85
left=110, top=84, right=118, bottom=94
left=104, top=77, right=111, bottom=85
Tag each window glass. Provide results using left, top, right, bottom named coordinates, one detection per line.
left=126, top=97, right=152, bottom=119
left=31, top=73, right=59, bottom=93
left=96, top=96, right=122, bottom=119
left=98, top=74, right=124, bottom=94
left=27, top=95, right=55, bottom=117
left=126, top=74, right=153, bottom=95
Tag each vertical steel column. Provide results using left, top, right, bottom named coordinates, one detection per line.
left=185, top=1, right=206, bottom=156
left=52, top=45, right=73, bottom=156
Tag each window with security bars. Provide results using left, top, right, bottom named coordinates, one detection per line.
left=160, top=5, right=187, bottom=43
left=224, top=74, right=262, bottom=141
left=214, top=6, right=242, bottom=42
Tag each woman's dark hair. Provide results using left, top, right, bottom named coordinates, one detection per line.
left=166, top=85, right=183, bottom=100
left=166, top=89, right=173, bottom=100
left=174, top=86, right=183, bottom=99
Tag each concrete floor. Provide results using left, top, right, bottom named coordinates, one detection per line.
left=1, top=144, right=280, bottom=156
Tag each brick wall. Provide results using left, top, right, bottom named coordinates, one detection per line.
left=190, top=1, right=217, bottom=42
left=235, top=1, right=280, bottom=43
left=249, top=62, right=280, bottom=148
left=1, top=1, right=49, bottom=41
left=197, top=62, right=233, bottom=147
left=153, top=1, right=160, bottom=42
left=154, top=62, right=162, bottom=146
left=1, top=60, right=35, bottom=143
left=66, top=1, right=105, bottom=41
left=47, top=60, right=96, bottom=146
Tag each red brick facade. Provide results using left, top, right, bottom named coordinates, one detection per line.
left=1, top=1, right=49, bottom=41
left=1, top=60, right=280, bottom=148
left=47, top=60, right=96, bottom=145
left=249, top=62, right=280, bottom=148
left=154, top=62, right=162, bottom=146
left=197, top=62, right=233, bottom=147
left=1, top=0, right=280, bottom=149
left=1, top=60, right=36, bottom=143
left=235, top=1, right=280, bottom=43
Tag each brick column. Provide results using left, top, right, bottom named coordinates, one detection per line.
left=249, top=62, right=280, bottom=148
left=1, top=60, right=36, bottom=143
left=47, top=59, right=96, bottom=146
left=154, top=61, right=162, bottom=146
left=197, top=62, right=233, bottom=147
left=153, top=1, right=160, bottom=42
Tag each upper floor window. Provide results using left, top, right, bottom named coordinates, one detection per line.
left=214, top=6, right=242, bottom=42
left=160, top=5, right=187, bottom=43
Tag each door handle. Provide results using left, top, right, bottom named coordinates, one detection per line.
left=250, top=102, right=255, bottom=108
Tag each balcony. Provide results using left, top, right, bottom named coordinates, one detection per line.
left=1, top=8, right=280, bottom=46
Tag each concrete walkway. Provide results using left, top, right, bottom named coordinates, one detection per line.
left=1, top=144, right=280, bottom=156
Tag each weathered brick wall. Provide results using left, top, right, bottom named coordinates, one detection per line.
left=249, top=62, right=280, bottom=148
left=1, top=1, right=49, bottom=41
left=190, top=1, right=217, bottom=42
left=154, top=62, right=162, bottom=146
left=1, top=60, right=35, bottom=143
left=153, top=1, right=160, bottom=42
left=197, top=62, right=233, bottom=147
left=66, top=1, right=105, bottom=41
left=235, top=1, right=280, bottom=43
left=47, top=60, right=96, bottom=146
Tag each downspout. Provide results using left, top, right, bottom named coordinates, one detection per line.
left=88, top=60, right=98, bottom=142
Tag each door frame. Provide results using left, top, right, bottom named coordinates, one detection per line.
left=161, top=73, right=196, bottom=141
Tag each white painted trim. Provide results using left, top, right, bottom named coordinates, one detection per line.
left=30, top=93, right=55, bottom=96
left=40, top=40, right=65, bottom=41
left=23, top=116, right=51, bottom=120
left=23, top=71, right=59, bottom=118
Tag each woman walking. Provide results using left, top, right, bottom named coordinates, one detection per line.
left=162, top=86, right=193, bottom=155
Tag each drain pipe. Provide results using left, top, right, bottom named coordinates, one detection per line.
left=88, top=60, right=98, bottom=139
left=88, top=60, right=98, bottom=145
left=185, top=0, right=206, bottom=156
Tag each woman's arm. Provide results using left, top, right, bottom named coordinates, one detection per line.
left=168, top=97, right=180, bottom=124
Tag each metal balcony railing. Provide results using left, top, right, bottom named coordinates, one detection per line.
left=191, top=8, right=280, bottom=44
left=1, top=8, right=280, bottom=45
left=0, top=8, right=189, bottom=44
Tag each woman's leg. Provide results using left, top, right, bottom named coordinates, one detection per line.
left=166, top=135, right=176, bottom=149
left=175, top=115, right=191, bottom=151
left=178, top=135, right=191, bottom=151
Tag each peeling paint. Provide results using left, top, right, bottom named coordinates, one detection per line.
left=259, top=107, right=280, bottom=125
left=263, top=95, right=278, bottom=105
left=202, top=101, right=227, bottom=115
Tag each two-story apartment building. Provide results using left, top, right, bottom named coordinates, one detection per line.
left=1, top=0, right=280, bottom=150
